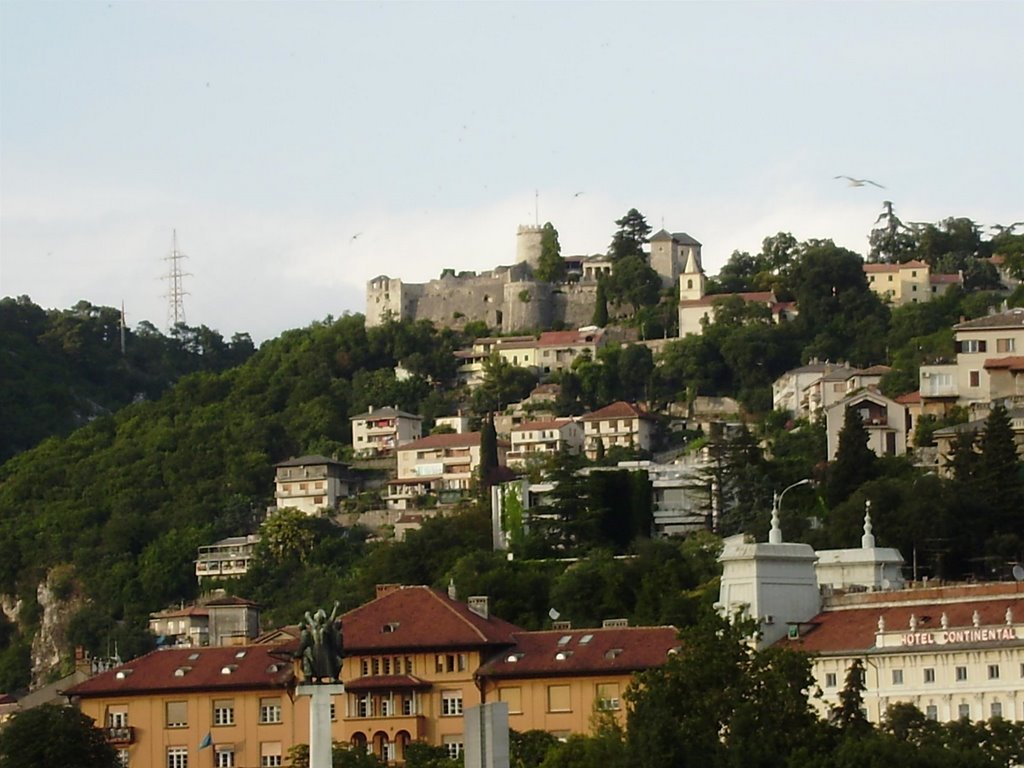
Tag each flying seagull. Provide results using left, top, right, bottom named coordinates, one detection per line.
left=350, top=232, right=362, bottom=242
left=835, top=175, right=885, bottom=189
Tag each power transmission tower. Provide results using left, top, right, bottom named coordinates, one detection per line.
left=162, top=230, right=192, bottom=332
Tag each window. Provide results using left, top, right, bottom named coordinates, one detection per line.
left=925, top=705, right=938, bottom=721
left=960, top=339, right=986, bottom=353
left=969, top=370, right=980, bottom=387
left=441, top=690, right=463, bottom=716
left=383, top=657, right=391, bottom=675
left=955, top=666, right=968, bottom=682
left=357, top=694, right=373, bottom=718
left=313, top=496, right=323, bottom=505
left=924, top=668, right=936, bottom=684
left=213, top=700, right=234, bottom=726
left=167, top=747, right=188, bottom=768
left=442, top=736, right=463, bottom=759
left=405, top=656, right=414, bottom=674
left=108, top=707, right=129, bottom=728
left=596, top=682, right=621, bottom=711
left=117, top=749, right=129, bottom=767
left=166, top=701, right=188, bottom=728
left=547, top=684, right=571, bottom=713
left=435, top=655, right=445, bottom=673
left=499, top=687, right=522, bottom=713
left=372, top=658, right=380, bottom=675
left=891, top=669, right=904, bottom=685
left=958, top=703, right=970, bottom=720
left=380, top=698, right=392, bottom=717
left=402, top=696, right=414, bottom=716
left=330, top=703, right=336, bottom=722
left=888, top=275, right=893, bottom=282
left=260, top=742, right=282, bottom=768
left=360, top=659, right=369, bottom=676
left=259, top=697, right=282, bottom=724
left=825, top=673, right=837, bottom=688
left=458, top=653, right=468, bottom=672
left=991, top=701, right=1003, bottom=718
left=215, top=748, right=235, bottom=768
left=446, top=654, right=456, bottom=672
left=988, top=664, right=1000, bottom=680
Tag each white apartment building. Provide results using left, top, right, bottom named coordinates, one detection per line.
left=350, top=405, right=423, bottom=457
left=507, top=418, right=583, bottom=468
left=273, top=455, right=358, bottom=514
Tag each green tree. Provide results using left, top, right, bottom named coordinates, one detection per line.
left=0, top=703, right=120, bottom=768
left=977, top=403, right=1024, bottom=533
left=607, top=208, right=652, bottom=262
left=832, top=658, right=871, bottom=736
left=606, top=255, right=661, bottom=315
left=827, top=408, right=877, bottom=507
left=534, top=222, right=566, bottom=283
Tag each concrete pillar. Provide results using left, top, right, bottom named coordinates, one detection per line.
left=296, top=683, right=345, bottom=768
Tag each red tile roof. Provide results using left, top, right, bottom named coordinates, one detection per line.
left=930, top=273, right=963, bottom=284
left=66, top=644, right=295, bottom=698
left=150, top=606, right=209, bottom=619
left=894, top=390, right=921, bottom=405
left=398, top=432, right=482, bottom=452
left=344, top=674, right=433, bottom=692
left=984, top=356, right=1024, bottom=372
left=477, top=626, right=680, bottom=679
left=779, top=586, right=1024, bottom=655
left=536, top=330, right=603, bottom=347
left=863, top=259, right=929, bottom=273
left=340, top=586, right=522, bottom=652
left=582, top=401, right=651, bottom=421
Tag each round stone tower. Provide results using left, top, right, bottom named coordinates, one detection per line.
left=516, top=225, right=544, bottom=271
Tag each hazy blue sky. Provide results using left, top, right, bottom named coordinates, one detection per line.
left=2, top=1, right=1022, bottom=342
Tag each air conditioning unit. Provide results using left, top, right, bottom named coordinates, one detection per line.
left=922, top=372, right=932, bottom=378
left=763, top=615, right=775, bottom=625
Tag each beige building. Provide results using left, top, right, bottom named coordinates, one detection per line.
left=350, top=406, right=423, bottom=457
left=581, top=401, right=656, bottom=459
left=507, top=418, right=584, bottom=468
left=919, top=308, right=1024, bottom=416
left=455, top=329, right=607, bottom=386
left=69, top=585, right=680, bottom=766
left=931, top=407, right=1024, bottom=477
left=825, top=387, right=909, bottom=459
left=863, top=260, right=962, bottom=306
left=648, top=229, right=702, bottom=290
left=387, top=432, right=509, bottom=507
left=274, top=455, right=359, bottom=515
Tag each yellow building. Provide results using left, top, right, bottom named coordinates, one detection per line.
left=863, top=259, right=962, bottom=306
left=67, top=585, right=681, bottom=765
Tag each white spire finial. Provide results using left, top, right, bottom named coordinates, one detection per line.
left=972, top=610, right=981, bottom=628
left=1006, top=607, right=1013, bottom=626
left=877, top=615, right=885, bottom=633
left=769, top=492, right=783, bottom=544
left=447, top=578, right=457, bottom=601
left=909, top=613, right=918, bottom=630
left=861, top=500, right=875, bottom=549
left=941, top=612, right=949, bottom=629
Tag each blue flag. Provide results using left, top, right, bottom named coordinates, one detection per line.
left=199, top=732, right=213, bottom=750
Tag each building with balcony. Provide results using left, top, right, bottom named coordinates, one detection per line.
left=454, top=329, right=606, bottom=386
left=825, top=388, right=908, bottom=460
left=68, top=584, right=682, bottom=765
left=387, top=432, right=509, bottom=507
left=274, top=455, right=360, bottom=515
left=507, top=419, right=583, bottom=468
left=919, top=308, right=1024, bottom=417
left=149, top=606, right=210, bottom=648
left=350, top=406, right=423, bottom=457
left=195, top=535, right=260, bottom=584
left=581, top=401, right=656, bottom=459
left=863, top=260, right=962, bottom=306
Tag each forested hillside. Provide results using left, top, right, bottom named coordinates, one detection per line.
left=0, top=296, right=256, bottom=463
left=1, top=213, right=1021, bottom=694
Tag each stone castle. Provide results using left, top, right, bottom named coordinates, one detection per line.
left=365, top=225, right=702, bottom=333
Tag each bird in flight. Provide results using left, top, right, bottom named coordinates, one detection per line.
left=350, top=232, right=362, bottom=242
left=834, top=175, right=885, bottom=189
left=573, top=191, right=585, bottom=198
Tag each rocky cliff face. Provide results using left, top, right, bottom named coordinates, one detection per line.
left=29, top=566, right=86, bottom=688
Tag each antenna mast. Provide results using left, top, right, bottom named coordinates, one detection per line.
left=163, top=230, right=191, bottom=331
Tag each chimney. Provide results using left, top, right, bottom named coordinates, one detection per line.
left=74, top=646, right=92, bottom=675
left=467, top=596, right=489, bottom=620
left=602, top=618, right=629, bottom=628
left=376, top=583, right=401, bottom=599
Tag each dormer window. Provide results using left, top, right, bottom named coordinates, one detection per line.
left=115, top=669, right=133, bottom=680
left=221, top=665, right=237, bottom=675
left=174, top=666, right=192, bottom=677
left=382, top=622, right=399, bottom=633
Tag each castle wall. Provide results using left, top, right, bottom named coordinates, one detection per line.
left=501, top=281, right=552, bottom=333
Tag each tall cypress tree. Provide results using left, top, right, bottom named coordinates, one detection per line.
left=978, top=403, right=1024, bottom=529
left=827, top=407, right=876, bottom=507
left=593, top=278, right=609, bottom=327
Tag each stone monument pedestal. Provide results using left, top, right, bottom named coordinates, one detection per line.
left=296, top=683, right=345, bottom=768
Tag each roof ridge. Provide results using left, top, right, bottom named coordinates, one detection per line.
left=427, top=589, right=491, bottom=643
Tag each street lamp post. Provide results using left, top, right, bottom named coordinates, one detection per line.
left=769, top=478, right=812, bottom=544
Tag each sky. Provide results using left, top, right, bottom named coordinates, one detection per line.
left=2, top=1, right=1022, bottom=343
